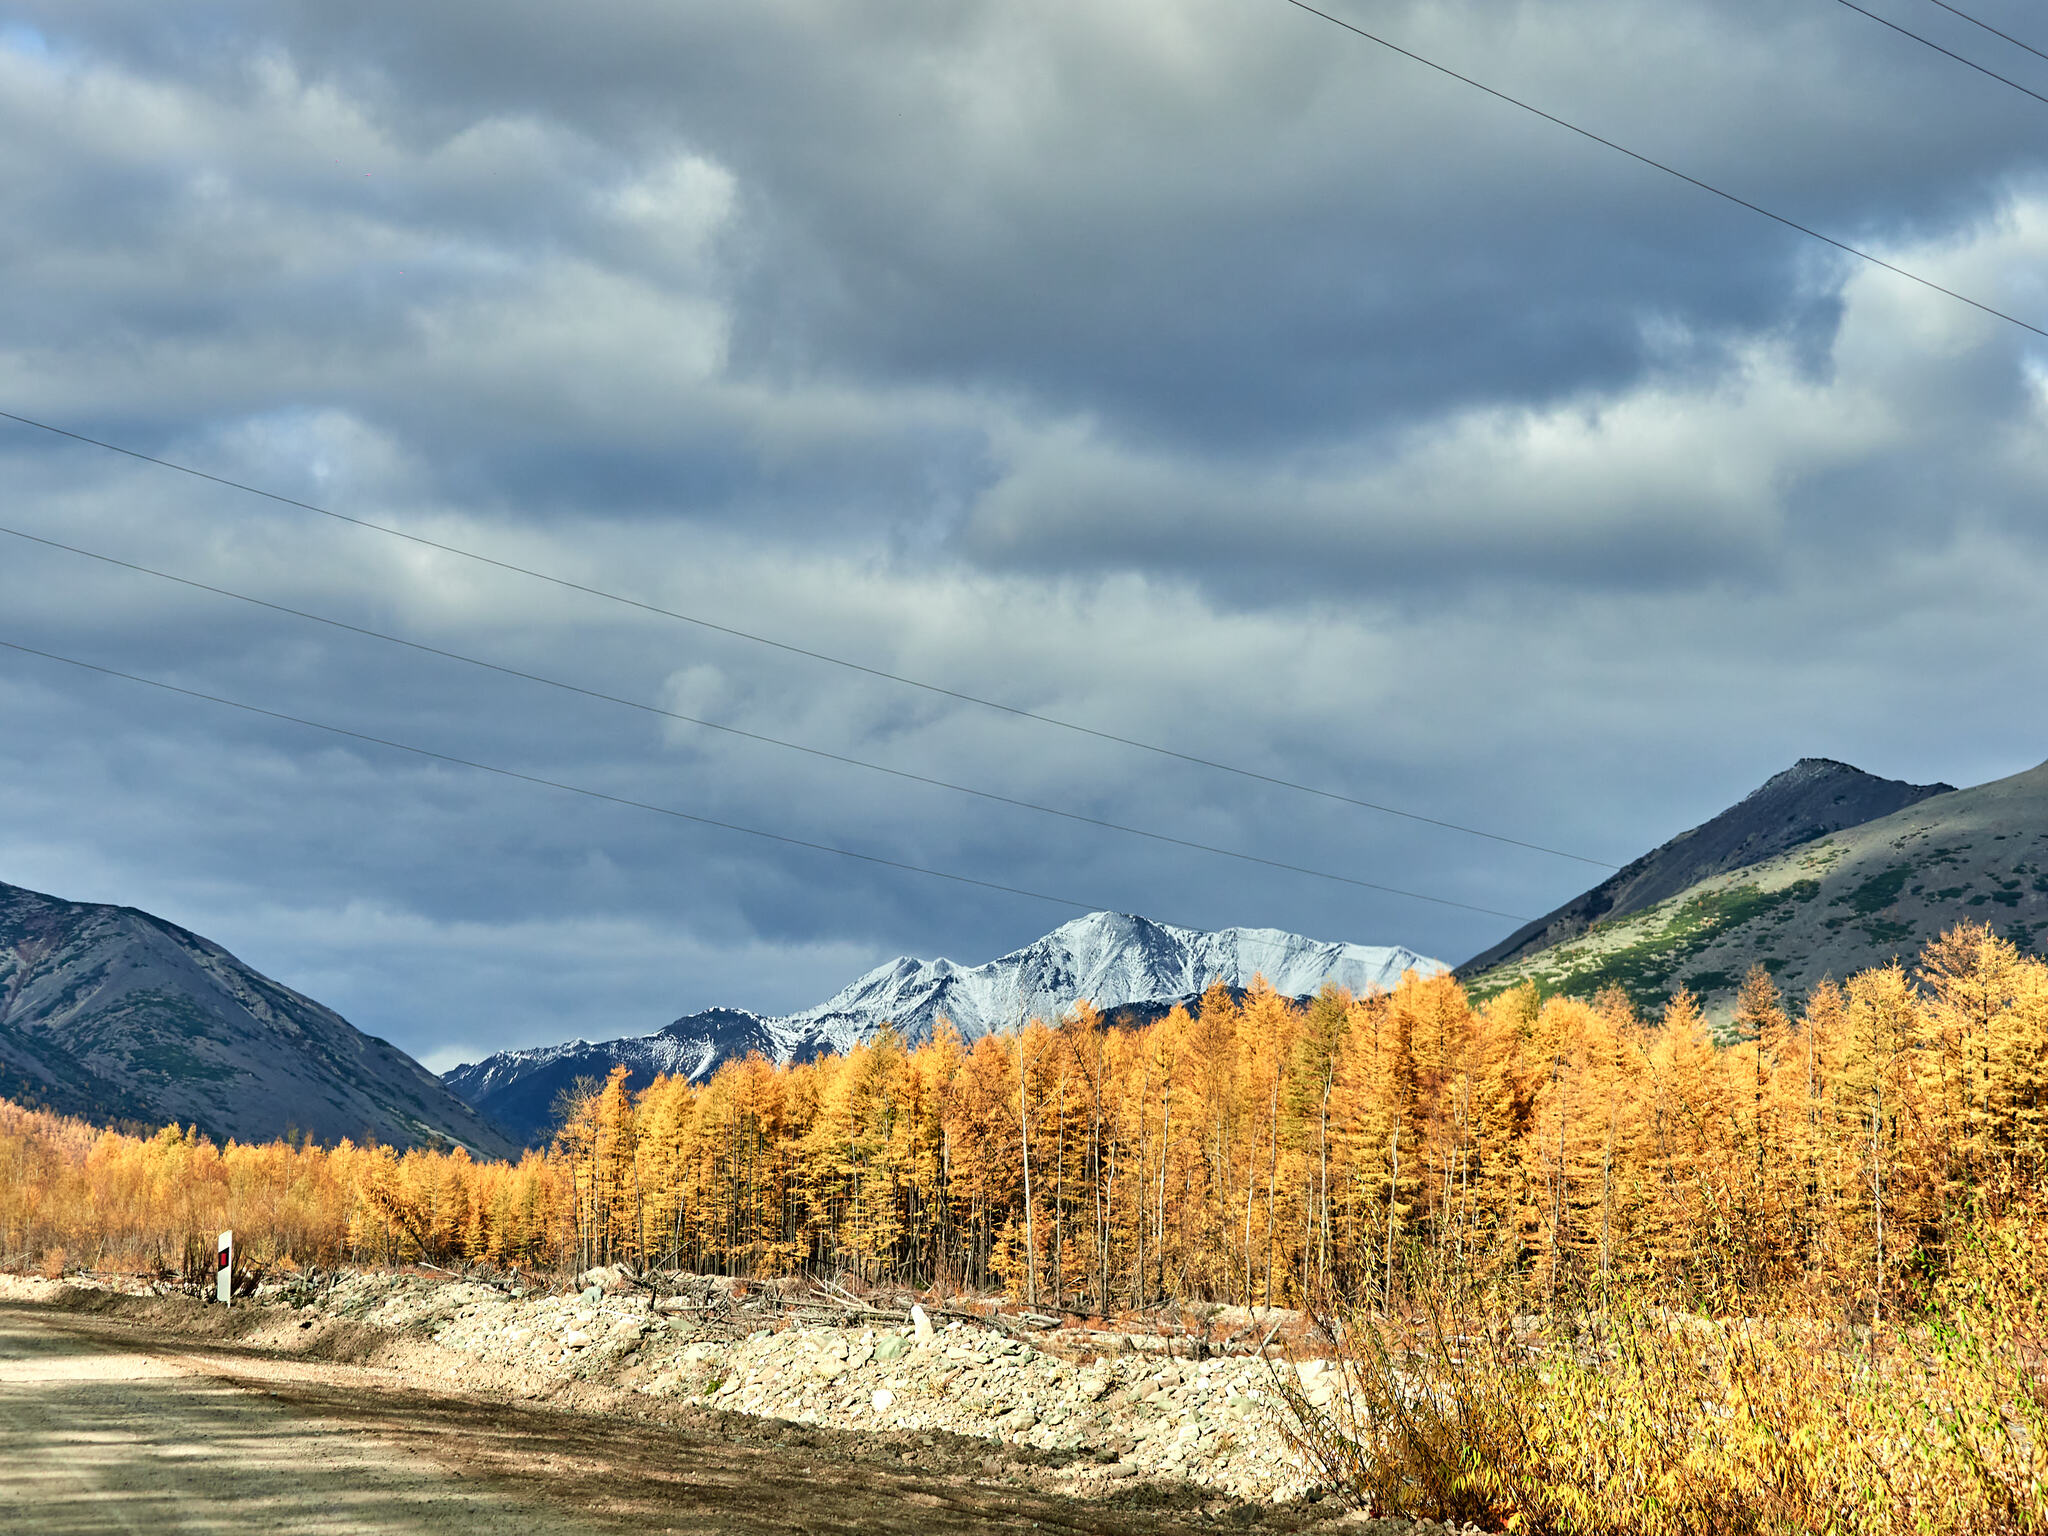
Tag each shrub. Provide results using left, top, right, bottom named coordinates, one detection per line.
left=1281, top=1226, right=2048, bottom=1536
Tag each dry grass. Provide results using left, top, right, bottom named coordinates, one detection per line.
left=1278, top=1217, right=2048, bottom=1535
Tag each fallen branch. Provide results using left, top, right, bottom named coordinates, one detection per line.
left=1254, top=1312, right=1289, bottom=1356
left=936, top=1306, right=1037, bottom=1338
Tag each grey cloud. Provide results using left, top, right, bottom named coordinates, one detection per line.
left=3, top=0, right=2047, bottom=1064
left=9, top=2, right=2040, bottom=455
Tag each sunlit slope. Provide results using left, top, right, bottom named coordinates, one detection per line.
left=1466, top=758, right=2048, bottom=1021
left=1461, top=758, right=1952, bottom=975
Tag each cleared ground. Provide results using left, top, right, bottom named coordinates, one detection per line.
left=0, top=1301, right=1398, bottom=1536
left=0, top=1305, right=621, bottom=1536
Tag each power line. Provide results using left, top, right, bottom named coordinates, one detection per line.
left=0, top=521, right=1535, bottom=918
left=0, top=637, right=1091, bottom=910
left=0, top=636, right=1539, bottom=923
left=1832, top=0, right=2048, bottom=108
left=1271, top=0, right=2048, bottom=340
left=0, top=408, right=1617, bottom=870
left=1916, top=0, right=2048, bottom=65
left=4, top=13, right=2041, bottom=887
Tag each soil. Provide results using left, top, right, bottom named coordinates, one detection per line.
left=0, top=1275, right=1481, bottom=1535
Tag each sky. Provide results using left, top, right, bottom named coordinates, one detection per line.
left=3, top=0, right=2046, bottom=1073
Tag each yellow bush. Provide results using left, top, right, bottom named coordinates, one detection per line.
left=1285, top=1231, right=2048, bottom=1535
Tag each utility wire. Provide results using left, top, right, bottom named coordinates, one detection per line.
left=1832, top=0, right=2048, bottom=108
left=0, top=637, right=1538, bottom=922
left=1917, top=0, right=2048, bottom=65
left=0, top=637, right=1091, bottom=910
left=0, top=522, right=1533, bottom=918
left=6, top=10, right=2043, bottom=883
left=1272, top=0, right=2048, bottom=340
left=0, top=408, right=1617, bottom=870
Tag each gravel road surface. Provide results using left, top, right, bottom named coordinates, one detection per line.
left=0, top=1304, right=617, bottom=1536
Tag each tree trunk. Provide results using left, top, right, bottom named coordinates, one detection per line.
left=1383, top=1129, right=1399, bottom=1312
left=1019, top=1034, right=1036, bottom=1308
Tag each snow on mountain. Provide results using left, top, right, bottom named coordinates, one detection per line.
left=772, top=911, right=1442, bottom=1056
left=446, top=912, right=1444, bottom=1147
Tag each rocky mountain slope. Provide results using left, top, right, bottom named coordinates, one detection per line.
left=447, top=911, right=1443, bottom=1147
left=1464, top=757, right=2048, bottom=1025
left=0, top=879, right=517, bottom=1156
left=1461, top=758, right=1953, bottom=976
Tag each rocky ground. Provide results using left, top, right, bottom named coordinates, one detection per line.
left=322, top=1268, right=1334, bottom=1501
left=0, top=1266, right=1384, bottom=1515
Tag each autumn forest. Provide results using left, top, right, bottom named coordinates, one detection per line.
left=5, top=918, right=2043, bottom=1326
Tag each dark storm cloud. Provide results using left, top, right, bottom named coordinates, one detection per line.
left=7, top=2, right=2038, bottom=458
left=1, top=0, right=2046, bottom=1067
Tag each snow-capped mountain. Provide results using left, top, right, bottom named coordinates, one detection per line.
left=781, top=911, right=1440, bottom=1054
left=445, top=912, right=1444, bottom=1147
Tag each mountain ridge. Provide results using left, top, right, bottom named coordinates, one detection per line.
left=1459, top=757, right=1954, bottom=975
left=1463, top=757, right=2048, bottom=1022
left=0, top=879, right=517, bottom=1157
left=446, top=911, right=1444, bottom=1147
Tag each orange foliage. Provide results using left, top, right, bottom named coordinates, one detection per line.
left=5, top=922, right=2047, bottom=1319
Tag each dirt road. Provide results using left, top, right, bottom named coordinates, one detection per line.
left=0, top=1304, right=629, bottom=1536
left=0, top=1302, right=1379, bottom=1536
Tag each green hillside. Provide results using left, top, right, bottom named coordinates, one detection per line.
left=1466, top=758, right=2048, bottom=1026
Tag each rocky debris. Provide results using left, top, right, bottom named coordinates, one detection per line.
left=2, top=1269, right=1335, bottom=1505
left=673, top=1316, right=1322, bottom=1501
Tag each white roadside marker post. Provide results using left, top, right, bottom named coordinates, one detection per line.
left=217, top=1230, right=234, bottom=1308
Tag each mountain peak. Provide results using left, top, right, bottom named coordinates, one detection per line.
left=1744, top=757, right=1856, bottom=795
left=0, top=878, right=516, bottom=1156
left=1465, top=754, right=2048, bottom=1020
left=782, top=910, right=1442, bottom=1054
left=1460, top=758, right=1955, bottom=976
left=448, top=912, right=1445, bottom=1146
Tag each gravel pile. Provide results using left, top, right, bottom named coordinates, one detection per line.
left=669, top=1314, right=1332, bottom=1500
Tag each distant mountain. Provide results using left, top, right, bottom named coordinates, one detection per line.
left=1463, top=758, right=2048, bottom=1025
left=1460, top=759, right=1953, bottom=976
left=446, top=911, right=1444, bottom=1147
left=0, top=879, right=517, bottom=1157
left=441, top=1007, right=784, bottom=1153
